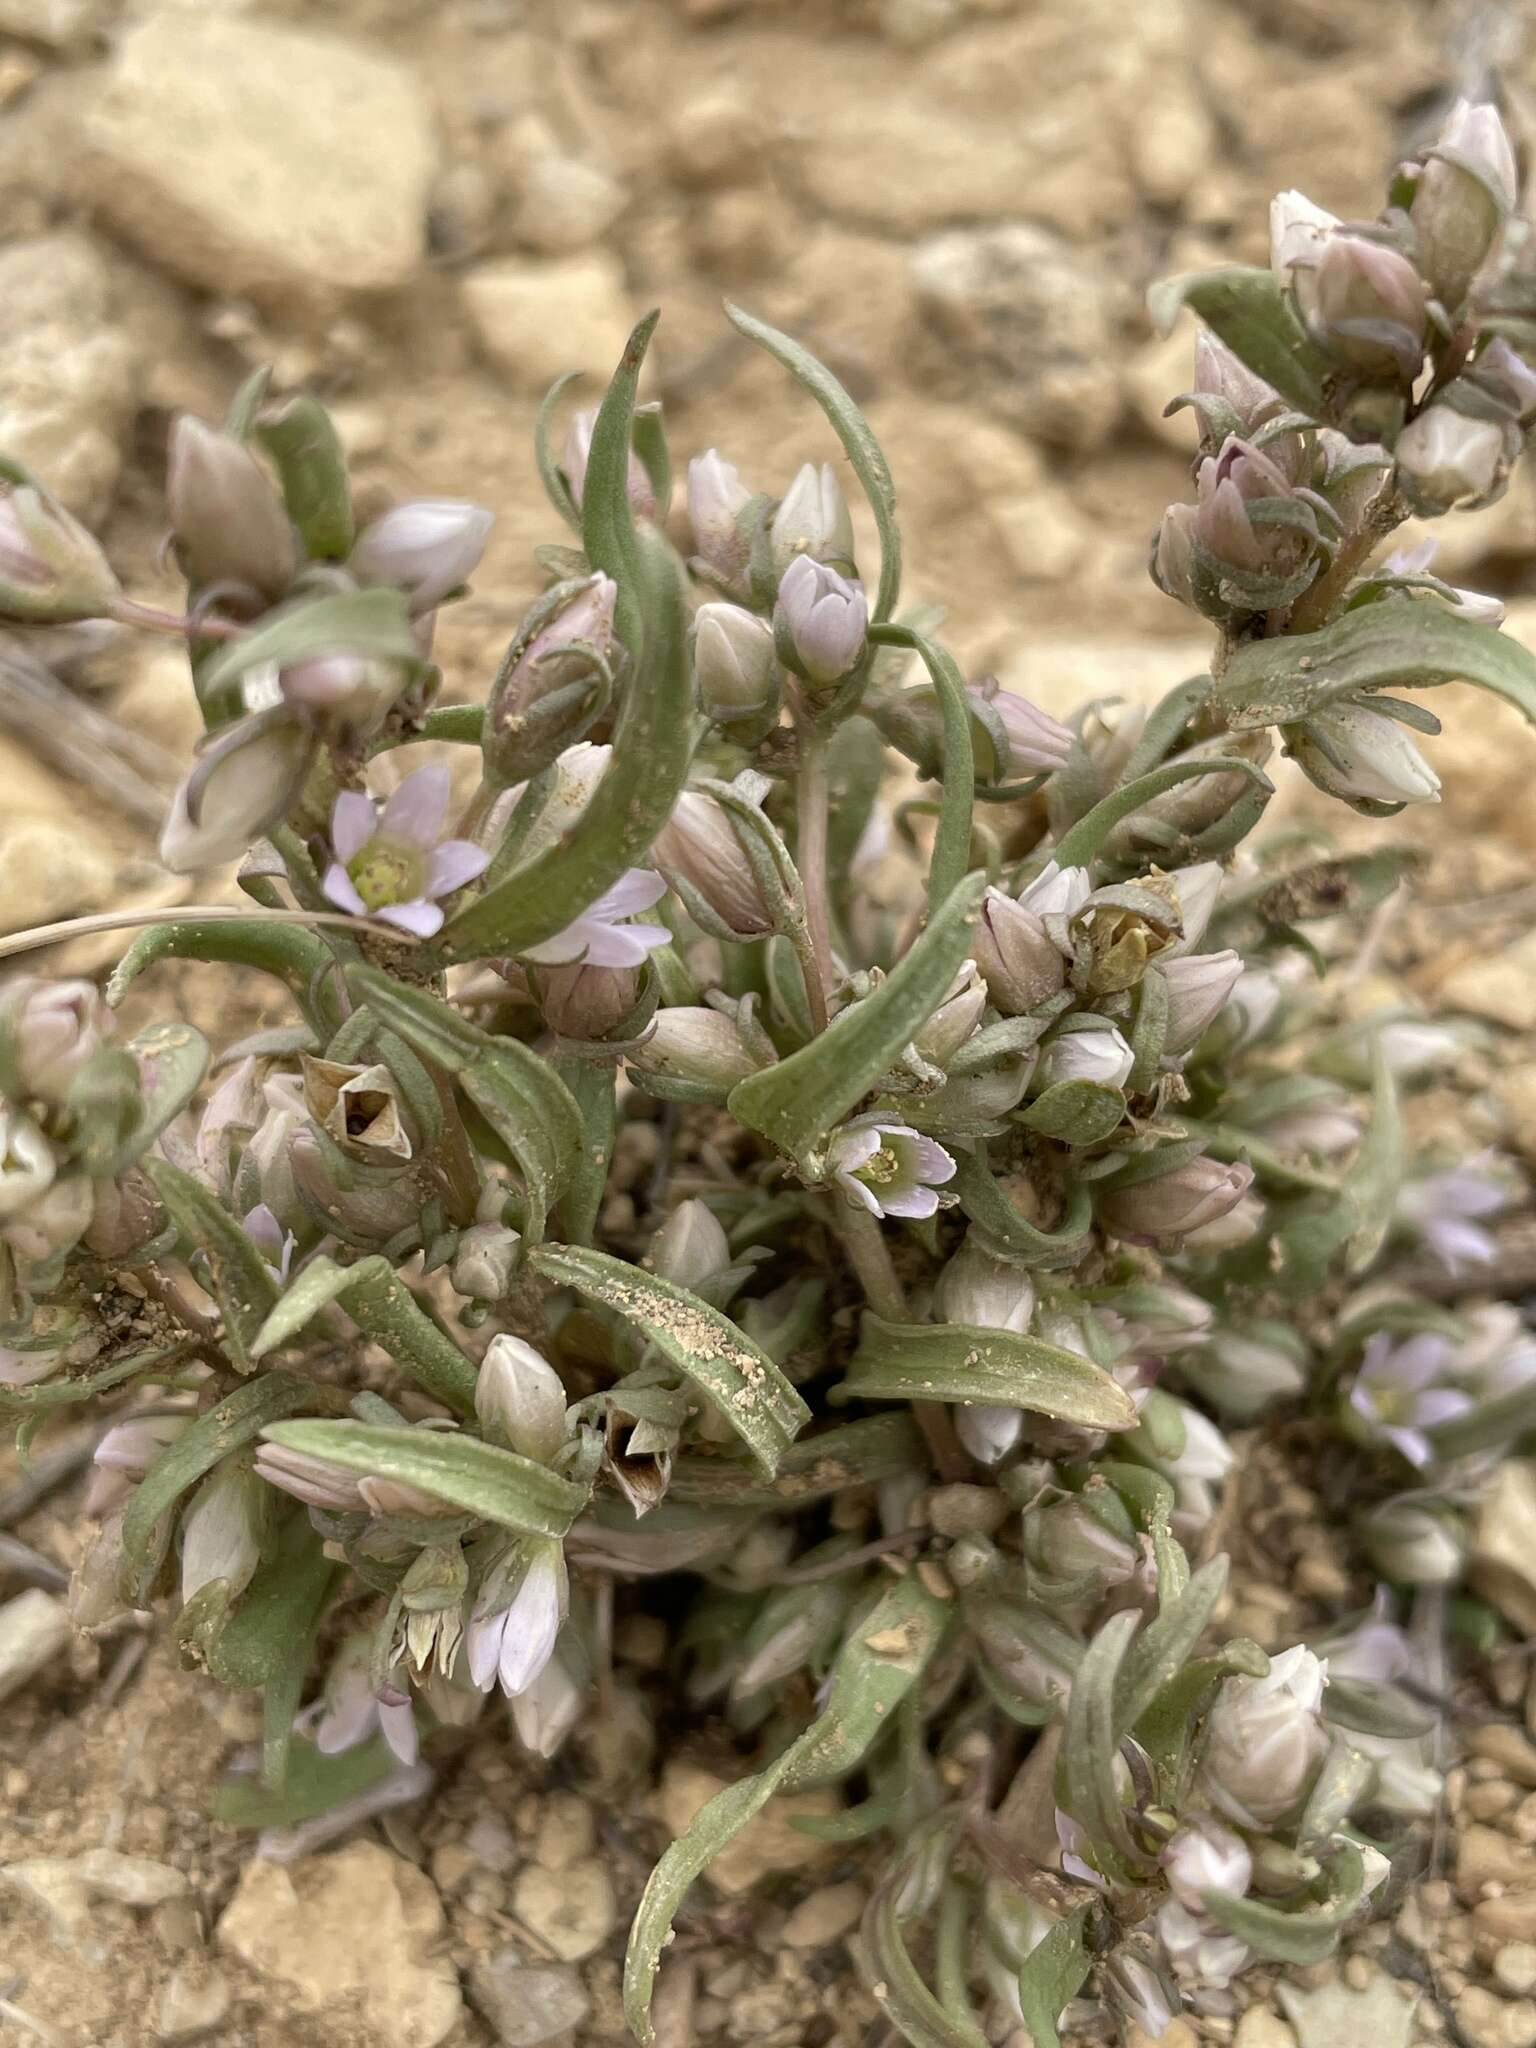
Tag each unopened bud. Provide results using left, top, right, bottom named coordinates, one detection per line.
left=1192, top=331, right=1284, bottom=438
left=1161, top=950, right=1245, bottom=1052
left=1200, top=1645, right=1328, bottom=1825
left=562, top=408, right=658, bottom=521
left=770, top=461, right=855, bottom=572
left=0, top=479, right=120, bottom=623
left=475, top=1335, right=568, bottom=1464
left=1034, top=1496, right=1139, bottom=1583
left=1394, top=403, right=1507, bottom=511
left=0, top=1109, right=57, bottom=1226
left=1270, top=189, right=1343, bottom=290
left=1289, top=702, right=1440, bottom=808
left=1412, top=100, right=1518, bottom=310
left=651, top=1199, right=730, bottom=1292
left=253, top=1438, right=367, bottom=1512
left=350, top=498, right=493, bottom=612
left=1309, top=236, right=1426, bottom=380
left=1360, top=1497, right=1465, bottom=1584
left=935, top=1236, right=1034, bottom=1334
left=693, top=602, right=778, bottom=721
left=159, top=714, right=315, bottom=873
left=1105, top=1948, right=1181, bottom=2040
left=955, top=1404, right=1025, bottom=1465
left=972, top=888, right=1066, bottom=1016
left=1035, top=1025, right=1134, bottom=1092
left=651, top=791, right=775, bottom=937
left=970, top=679, right=1074, bottom=777
left=82, top=1168, right=163, bottom=1258
left=484, top=576, right=620, bottom=785
left=166, top=416, right=296, bottom=601
left=180, top=1460, right=265, bottom=1605
left=628, top=1005, right=761, bottom=1092
left=451, top=1221, right=521, bottom=1301
left=0, top=977, right=112, bottom=1104
left=1098, top=1156, right=1254, bottom=1245
left=1167, top=863, right=1223, bottom=954
left=913, top=961, right=986, bottom=1065
left=275, top=650, right=407, bottom=731
left=290, top=1127, right=418, bottom=1245
left=1163, top=1814, right=1252, bottom=1911
left=687, top=449, right=753, bottom=589
left=1476, top=339, right=1536, bottom=425
left=1186, top=1324, right=1307, bottom=1419
left=535, top=960, right=641, bottom=1039
left=773, top=554, right=868, bottom=685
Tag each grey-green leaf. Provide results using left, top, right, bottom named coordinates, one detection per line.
left=1148, top=266, right=1332, bottom=417
left=146, top=1159, right=280, bottom=1369
left=257, top=395, right=356, bottom=561
left=1016, top=1906, right=1093, bottom=2048
left=834, top=1314, right=1136, bottom=1428
left=1201, top=1844, right=1365, bottom=1965
left=529, top=1244, right=810, bottom=1476
left=106, top=920, right=345, bottom=1038
left=250, top=1253, right=478, bottom=1417
left=1052, top=756, right=1274, bottom=870
left=198, top=587, right=416, bottom=714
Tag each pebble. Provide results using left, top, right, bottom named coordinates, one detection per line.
left=462, top=252, right=633, bottom=390
left=531, top=1790, right=596, bottom=1874
left=1277, top=1973, right=1417, bottom=2048
left=1470, top=1783, right=1522, bottom=1822
left=1459, top=1824, right=1535, bottom=1901
left=1481, top=1898, right=1536, bottom=1945
left=511, top=1857, right=615, bottom=1962
left=0, top=0, right=96, bottom=48
left=1472, top=1465, right=1536, bottom=1638
left=83, top=12, right=437, bottom=308
left=1497, top=1947, right=1536, bottom=1996
left=1471, top=1728, right=1536, bottom=1790
left=1234, top=2011, right=1298, bottom=2048
left=1458, top=1986, right=1536, bottom=2048
left=511, top=153, right=626, bottom=253
left=466, top=1952, right=591, bottom=2047
left=780, top=1881, right=866, bottom=1949
left=464, top=1813, right=519, bottom=1875
left=2, top=816, right=118, bottom=934
left=1441, top=932, right=1536, bottom=1030
left=0, top=232, right=138, bottom=519
left=216, top=1841, right=462, bottom=2048
left=154, top=1962, right=231, bottom=2043
left=0, top=1589, right=70, bottom=1703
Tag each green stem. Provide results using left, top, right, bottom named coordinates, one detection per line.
left=795, top=729, right=835, bottom=1034
left=1281, top=490, right=1408, bottom=637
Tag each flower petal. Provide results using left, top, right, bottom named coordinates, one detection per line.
left=381, top=762, right=452, bottom=848
left=377, top=898, right=445, bottom=937
left=519, top=922, right=588, bottom=967
left=466, top=1611, right=506, bottom=1692
left=322, top=863, right=368, bottom=916
left=835, top=1170, right=883, bottom=1217
left=592, top=867, right=668, bottom=919
left=906, top=1136, right=956, bottom=1186
left=881, top=1185, right=940, bottom=1220
left=331, top=790, right=378, bottom=864
left=426, top=838, right=491, bottom=897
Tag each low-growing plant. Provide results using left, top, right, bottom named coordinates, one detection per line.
left=3, top=98, right=1535, bottom=2044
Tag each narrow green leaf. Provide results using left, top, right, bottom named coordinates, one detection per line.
left=103, top=1020, right=211, bottom=1175
left=534, top=370, right=583, bottom=529
left=262, top=1417, right=590, bottom=1537
left=1322, top=1676, right=1436, bottom=1740
left=726, top=302, right=902, bottom=623
left=107, top=920, right=343, bottom=1037
left=1202, top=1843, right=1365, bottom=1964
left=1016, top=1906, right=1093, bottom=2048
left=1061, top=1609, right=1143, bottom=1869
left=213, top=1735, right=396, bottom=1828
left=121, top=1373, right=313, bottom=1599
left=250, top=1253, right=478, bottom=1418
left=624, top=1575, right=949, bottom=2040
left=1214, top=600, right=1536, bottom=732
left=552, top=1059, right=616, bottom=1247
left=199, top=587, right=416, bottom=710
left=1020, top=1081, right=1126, bottom=1146
left=1148, top=266, right=1332, bottom=416
left=257, top=395, right=356, bottom=560
left=1431, top=1375, right=1536, bottom=1459
left=145, top=1159, right=280, bottom=1369
left=530, top=1244, right=810, bottom=1475
left=728, top=872, right=985, bottom=1172
left=1052, top=757, right=1273, bottom=870
left=869, top=625, right=974, bottom=912
left=0, top=1342, right=193, bottom=1417
left=864, top=1864, right=992, bottom=2048
left=668, top=1413, right=925, bottom=1508
left=834, top=1314, right=1136, bottom=1429
left=1345, top=1038, right=1400, bottom=1275
left=209, top=1510, right=337, bottom=1788
left=949, top=1146, right=1094, bottom=1266
left=441, top=524, right=694, bottom=960
left=1115, top=1555, right=1228, bottom=1738
left=582, top=311, right=658, bottom=662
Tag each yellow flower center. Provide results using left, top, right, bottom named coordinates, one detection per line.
left=348, top=841, right=425, bottom=911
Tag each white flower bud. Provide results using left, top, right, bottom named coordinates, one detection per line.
left=451, top=1222, right=521, bottom=1301
left=1162, top=1815, right=1252, bottom=1911
left=0, top=978, right=112, bottom=1104
left=1035, top=1026, right=1134, bottom=1092
left=1270, top=189, right=1342, bottom=286
left=1394, top=405, right=1506, bottom=511
left=693, top=602, right=777, bottom=719
left=652, top=791, right=775, bottom=937
left=1201, top=1645, right=1328, bottom=1825
left=935, top=1237, right=1034, bottom=1334
left=1166, top=863, right=1224, bottom=955
left=972, top=888, right=1066, bottom=1016
left=351, top=498, right=493, bottom=612
left=688, top=450, right=753, bottom=588
left=159, top=717, right=315, bottom=873
left=913, top=961, right=986, bottom=1065
left=628, top=1006, right=761, bottom=1092
left=1290, top=703, right=1440, bottom=807
left=651, top=1199, right=729, bottom=1292
left=1412, top=100, right=1518, bottom=309
left=166, top=416, right=295, bottom=601
left=955, top=1403, right=1025, bottom=1465
left=180, top=1461, right=265, bottom=1605
left=1161, top=950, right=1245, bottom=1053
left=770, top=461, right=854, bottom=571
left=774, top=554, right=868, bottom=685
left=1359, top=1497, right=1465, bottom=1584
left=475, top=1336, right=569, bottom=1465
left=511, top=1649, right=584, bottom=1757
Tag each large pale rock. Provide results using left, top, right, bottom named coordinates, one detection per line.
left=83, top=14, right=437, bottom=307
left=911, top=225, right=1120, bottom=453
left=216, top=1841, right=462, bottom=2048
left=1472, top=1461, right=1536, bottom=1637
left=463, top=253, right=633, bottom=390
left=0, top=233, right=137, bottom=519
left=0, top=1589, right=69, bottom=1702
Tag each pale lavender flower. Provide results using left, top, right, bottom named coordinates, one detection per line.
left=976, top=684, right=1074, bottom=777
left=1384, top=539, right=1505, bottom=626
left=518, top=868, right=669, bottom=969
left=1157, top=1901, right=1251, bottom=1991
left=1451, top=1304, right=1536, bottom=1401
left=350, top=498, right=493, bottom=612
left=309, top=1657, right=419, bottom=1768
left=1201, top=1644, right=1329, bottom=1825
left=774, top=554, right=868, bottom=684
left=1397, top=1152, right=1507, bottom=1278
left=86, top=1413, right=189, bottom=1517
left=827, top=1119, right=956, bottom=1221
left=254, top=1440, right=369, bottom=1513
left=1162, top=1815, right=1252, bottom=1912
left=322, top=763, right=489, bottom=937
left=467, top=1543, right=567, bottom=1699
left=562, top=407, right=657, bottom=520
left=0, top=1344, right=64, bottom=1389
left=1055, top=1810, right=1106, bottom=1889
left=511, top=1649, right=584, bottom=1757
left=244, top=1203, right=296, bottom=1283
left=1350, top=1332, right=1472, bottom=1468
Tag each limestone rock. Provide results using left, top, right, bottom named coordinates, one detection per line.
left=83, top=14, right=437, bottom=308
left=509, top=1857, right=615, bottom=1961
left=1472, top=1462, right=1536, bottom=1638
left=1277, top=1974, right=1417, bottom=2048
left=463, top=253, right=633, bottom=391
left=1, top=814, right=117, bottom=935
left=216, top=1841, right=462, bottom=2048
left=0, top=0, right=96, bottom=48
left=781, top=1881, right=866, bottom=1948
left=467, top=1953, right=590, bottom=2047
left=911, top=225, right=1120, bottom=453
left=511, top=154, right=626, bottom=254
left=0, top=1589, right=69, bottom=1703
left=0, top=233, right=137, bottom=519
left=1441, top=930, right=1536, bottom=1031
left=1495, top=1064, right=1536, bottom=1165
left=651, top=1760, right=840, bottom=1897
left=110, top=646, right=203, bottom=759
left=154, top=1962, right=230, bottom=2042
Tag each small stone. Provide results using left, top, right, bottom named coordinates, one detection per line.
left=155, top=1962, right=231, bottom=2042
left=1458, top=1825, right=1536, bottom=1903
left=429, top=1843, right=477, bottom=1897
left=463, top=252, right=632, bottom=390
left=83, top=13, right=437, bottom=308
left=464, top=1814, right=519, bottom=1875
left=1480, top=1898, right=1536, bottom=1946
left=0, top=232, right=138, bottom=519
left=1457, top=1986, right=1536, bottom=2048
left=651, top=1761, right=841, bottom=1897
left=0, top=1590, right=70, bottom=1703
left=70, top=1851, right=188, bottom=1907
left=0, top=0, right=96, bottom=48
left=1468, top=1782, right=1522, bottom=1821
left=1497, top=1948, right=1536, bottom=1997
left=511, top=154, right=626, bottom=253
left=1473, top=1465, right=1536, bottom=1638
left=1497, top=1064, right=1536, bottom=1166
left=1234, top=2007, right=1298, bottom=2048
left=667, top=92, right=764, bottom=186
left=216, top=1841, right=462, bottom=2048
left=111, top=646, right=203, bottom=758
left=511, top=1857, right=615, bottom=1962
left=781, top=1881, right=865, bottom=1949
left=910, top=224, right=1120, bottom=453
left=1128, top=84, right=1217, bottom=208
left=1470, top=1728, right=1536, bottom=1789
left=1278, top=1974, right=1417, bottom=2048
left=1441, top=932, right=1536, bottom=1030
left=466, top=1953, right=590, bottom=2047
left=531, top=1791, right=595, bottom=1874
left=1, top=816, right=117, bottom=935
